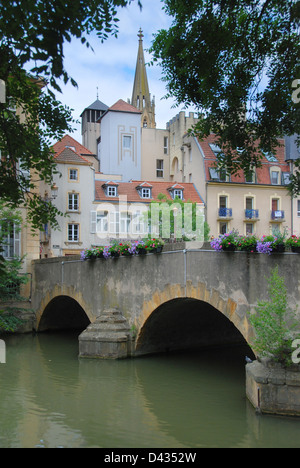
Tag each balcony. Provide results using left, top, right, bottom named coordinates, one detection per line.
left=245, top=209, right=259, bottom=220
left=271, top=210, right=285, bottom=221
left=218, top=207, right=233, bottom=218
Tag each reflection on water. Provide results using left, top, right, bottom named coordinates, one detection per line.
left=0, top=332, right=300, bottom=448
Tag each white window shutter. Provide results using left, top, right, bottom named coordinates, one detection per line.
left=90, top=211, right=97, bottom=233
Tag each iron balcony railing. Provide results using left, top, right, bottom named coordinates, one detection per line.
left=245, top=209, right=259, bottom=219
left=218, top=207, right=233, bottom=218
left=271, top=210, right=285, bottom=220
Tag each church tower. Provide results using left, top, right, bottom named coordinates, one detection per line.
left=131, top=29, right=156, bottom=129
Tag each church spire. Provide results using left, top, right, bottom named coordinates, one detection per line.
left=131, top=28, right=156, bottom=129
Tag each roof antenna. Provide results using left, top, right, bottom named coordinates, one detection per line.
left=96, top=86, right=99, bottom=100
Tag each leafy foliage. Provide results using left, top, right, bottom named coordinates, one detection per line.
left=151, top=0, right=300, bottom=193
left=0, top=202, right=28, bottom=332
left=249, top=266, right=299, bottom=367
left=0, top=0, right=141, bottom=230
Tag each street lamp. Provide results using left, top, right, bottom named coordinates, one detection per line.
left=44, top=183, right=58, bottom=202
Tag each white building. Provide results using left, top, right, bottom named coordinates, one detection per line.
left=98, top=99, right=142, bottom=182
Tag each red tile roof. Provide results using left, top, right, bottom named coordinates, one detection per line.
left=107, top=99, right=141, bottom=114
left=53, top=134, right=95, bottom=158
left=199, top=134, right=290, bottom=185
left=95, top=180, right=204, bottom=204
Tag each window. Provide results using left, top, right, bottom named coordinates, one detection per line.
left=246, top=197, right=254, bottom=210
left=219, top=222, right=228, bottom=235
left=282, top=173, right=291, bottom=185
left=69, top=169, right=78, bottom=181
left=219, top=196, right=232, bottom=217
left=0, top=222, right=20, bottom=258
left=68, top=193, right=79, bottom=211
left=219, top=196, right=227, bottom=209
left=173, top=189, right=183, bottom=200
left=262, top=150, right=277, bottom=162
left=272, top=198, right=279, bottom=211
left=209, top=143, right=222, bottom=155
left=118, top=213, right=131, bottom=235
left=219, top=168, right=230, bottom=182
left=246, top=223, right=254, bottom=235
left=209, top=168, right=219, bottom=180
left=132, top=211, right=147, bottom=235
left=271, top=170, right=279, bottom=185
left=97, top=212, right=108, bottom=233
left=141, top=188, right=151, bottom=199
left=107, top=186, right=117, bottom=197
left=156, top=160, right=164, bottom=178
left=164, top=137, right=169, bottom=155
left=123, top=136, right=132, bottom=149
left=68, top=224, right=79, bottom=242
left=245, top=169, right=255, bottom=183
left=143, top=119, right=148, bottom=128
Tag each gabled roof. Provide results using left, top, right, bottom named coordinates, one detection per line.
left=198, top=134, right=290, bottom=185
left=53, top=134, right=94, bottom=165
left=107, top=99, right=141, bottom=114
left=95, top=180, right=204, bottom=204
left=168, top=183, right=185, bottom=191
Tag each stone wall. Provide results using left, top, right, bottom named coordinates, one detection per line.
left=246, top=360, right=300, bottom=417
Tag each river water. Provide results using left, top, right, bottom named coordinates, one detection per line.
left=0, top=332, right=300, bottom=448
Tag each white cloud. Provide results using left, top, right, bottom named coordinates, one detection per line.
left=52, top=0, right=197, bottom=141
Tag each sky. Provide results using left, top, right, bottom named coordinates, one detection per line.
left=53, top=0, right=196, bottom=143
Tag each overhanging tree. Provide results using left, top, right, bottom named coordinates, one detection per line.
left=151, top=0, right=300, bottom=194
left=0, top=0, right=142, bottom=230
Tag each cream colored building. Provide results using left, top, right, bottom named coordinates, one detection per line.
left=180, top=133, right=294, bottom=238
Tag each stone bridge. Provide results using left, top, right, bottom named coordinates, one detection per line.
left=31, top=243, right=300, bottom=359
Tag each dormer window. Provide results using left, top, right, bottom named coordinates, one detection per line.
left=136, top=183, right=152, bottom=199
left=102, top=182, right=118, bottom=197
left=141, top=188, right=151, bottom=199
left=168, top=184, right=184, bottom=200
left=173, top=189, right=183, bottom=200
left=107, top=186, right=117, bottom=197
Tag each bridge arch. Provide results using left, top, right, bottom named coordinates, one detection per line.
left=135, top=282, right=255, bottom=356
left=36, top=286, right=92, bottom=332
left=38, top=295, right=90, bottom=332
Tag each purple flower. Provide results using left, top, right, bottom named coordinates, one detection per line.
left=257, top=241, right=272, bottom=255
left=210, top=237, right=223, bottom=251
left=103, top=247, right=111, bottom=259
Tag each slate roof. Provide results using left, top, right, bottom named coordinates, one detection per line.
left=80, top=99, right=109, bottom=116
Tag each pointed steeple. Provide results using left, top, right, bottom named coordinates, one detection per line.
left=131, top=29, right=156, bottom=129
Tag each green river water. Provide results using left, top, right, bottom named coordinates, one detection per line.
left=0, top=332, right=300, bottom=448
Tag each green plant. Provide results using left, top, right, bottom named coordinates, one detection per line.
left=286, top=235, right=300, bottom=248
left=249, top=266, right=299, bottom=367
left=0, top=203, right=29, bottom=333
left=237, top=234, right=258, bottom=252
left=0, top=310, right=24, bottom=333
